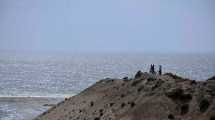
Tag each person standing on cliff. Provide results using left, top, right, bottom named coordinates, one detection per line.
left=158, top=65, right=162, bottom=75
left=150, top=64, right=156, bottom=74
left=149, top=64, right=153, bottom=73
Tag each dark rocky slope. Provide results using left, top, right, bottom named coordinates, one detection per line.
left=35, top=71, right=215, bottom=120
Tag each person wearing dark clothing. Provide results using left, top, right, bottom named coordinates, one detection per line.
left=150, top=64, right=156, bottom=74
left=159, top=65, right=162, bottom=75
left=149, top=64, right=153, bottom=73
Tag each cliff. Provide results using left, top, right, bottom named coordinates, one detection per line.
left=35, top=71, right=215, bottom=120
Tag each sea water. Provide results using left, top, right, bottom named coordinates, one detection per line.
left=0, top=52, right=215, bottom=120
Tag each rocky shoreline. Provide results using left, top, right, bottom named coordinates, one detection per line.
left=34, top=71, right=215, bottom=120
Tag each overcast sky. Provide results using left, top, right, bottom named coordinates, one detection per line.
left=0, top=0, right=215, bottom=53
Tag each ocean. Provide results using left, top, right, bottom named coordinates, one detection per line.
left=0, top=52, right=215, bottom=120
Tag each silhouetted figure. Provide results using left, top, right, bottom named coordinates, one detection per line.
left=152, top=64, right=155, bottom=74
left=149, top=64, right=152, bottom=73
left=150, top=64, right=155, bottom=74
left=159, top=65, right=162, bottom=75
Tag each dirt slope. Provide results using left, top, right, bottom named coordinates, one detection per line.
left=35, top=71, right=215, bottom=120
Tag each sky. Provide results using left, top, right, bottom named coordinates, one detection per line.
left=0, top=0, right=215, bottom=53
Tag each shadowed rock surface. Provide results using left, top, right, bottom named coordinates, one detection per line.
left=34, top=72, right=215, bottom=120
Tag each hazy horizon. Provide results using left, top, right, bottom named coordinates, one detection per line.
left=1, top=0, right=215, bottom=53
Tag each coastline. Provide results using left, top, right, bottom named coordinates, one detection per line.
left=0, top=96, right=65, bottom=120
left=0, top=96, right=70, bottom=102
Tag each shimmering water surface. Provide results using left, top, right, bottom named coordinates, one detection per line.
left=0, top=52, right=215, bottom=120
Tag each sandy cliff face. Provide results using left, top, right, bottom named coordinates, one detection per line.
left=35, top=72, right=215, bottom=120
